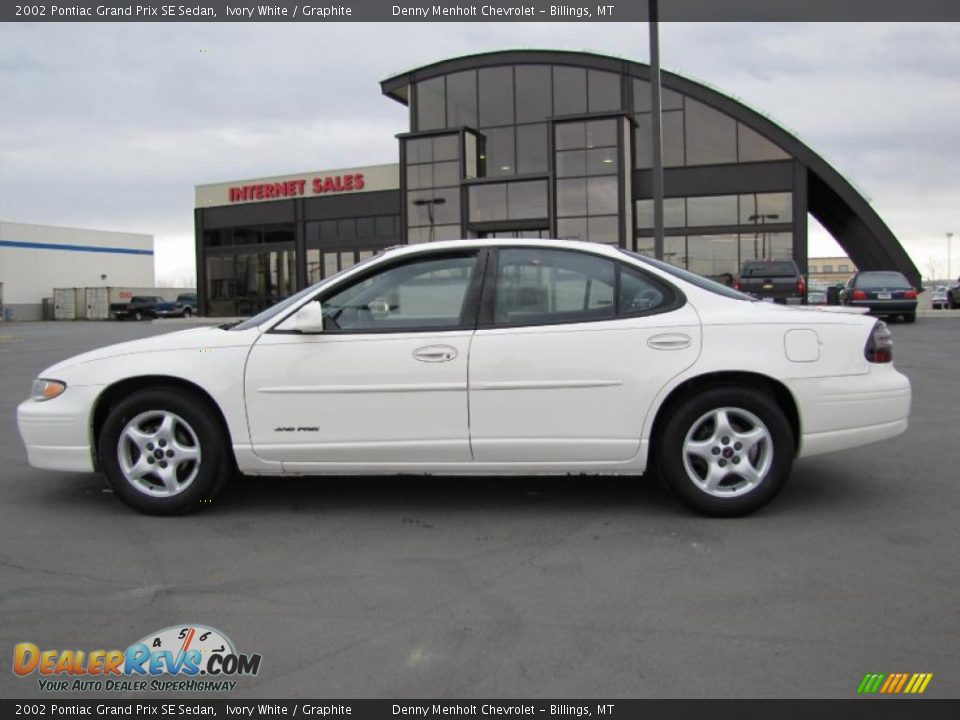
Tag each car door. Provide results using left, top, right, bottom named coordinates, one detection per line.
left=468, top=247, right=701, bottom=464
left=244, top=250, right=484, bottom=466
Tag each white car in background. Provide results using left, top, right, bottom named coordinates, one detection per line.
left=17, top=240, right=911, bottom=516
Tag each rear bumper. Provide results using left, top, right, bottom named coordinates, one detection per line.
left=846, top=300, right=917, bottom=315
left=787, top=367, right=911, bottom=458
left=17, top=386, right=102, bottom=472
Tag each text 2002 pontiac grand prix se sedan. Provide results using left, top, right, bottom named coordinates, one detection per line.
left=17, top=240, right=911, bottom=516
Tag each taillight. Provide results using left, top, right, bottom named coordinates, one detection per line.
left=851, top=289, right=867, bottom=300
left=865, top=321, right=893, bottom=363
left=733, top=280, right=741, bottom=290
left=797, top=276, right=806, bottom=295
left=904, top=289, right=917, bottom=299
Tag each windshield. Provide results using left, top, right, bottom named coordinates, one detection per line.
left=228, top=253, right=383, bottom=331
left=620, top=250, right=755, bottom=301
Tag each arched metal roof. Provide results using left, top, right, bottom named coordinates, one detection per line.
left=382, top=50, right=920, bottom=287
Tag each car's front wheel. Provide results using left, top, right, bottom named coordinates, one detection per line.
left=98, top=389, right=230, bottom=514
left=182, top=307, right=192, bottom=318
left=657, top=387, right=794, bottom=516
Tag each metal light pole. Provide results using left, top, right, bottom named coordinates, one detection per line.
left=948, top=232, right=954, bottom=281
left=749, top=213, right=780, bottom=257
left=648, top=0, right=664, bottom=260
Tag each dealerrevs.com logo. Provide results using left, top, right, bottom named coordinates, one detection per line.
left=13, top=625, right=261, bottom=693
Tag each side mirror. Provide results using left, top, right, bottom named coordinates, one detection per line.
left=277, top=301, right=324, bottom=333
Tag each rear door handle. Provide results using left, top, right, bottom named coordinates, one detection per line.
left=648, top=333, right=692, bottom=351
left=413, top=345, right=458, bottom=363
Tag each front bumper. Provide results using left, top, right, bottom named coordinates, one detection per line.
left=787, top=366, right=911, bottom=458
left=17, top=385, right=103, bottom=472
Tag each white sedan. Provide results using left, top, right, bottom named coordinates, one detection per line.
left=17, top=240, right=911, bottom=516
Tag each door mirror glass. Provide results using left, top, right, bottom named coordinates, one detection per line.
left=276, top=300, right=324, bottom=333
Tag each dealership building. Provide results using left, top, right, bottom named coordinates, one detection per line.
left=194, top=50, right=918, bottom=317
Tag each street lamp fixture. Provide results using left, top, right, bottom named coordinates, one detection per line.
left=412, top=197, right=447, bottom=242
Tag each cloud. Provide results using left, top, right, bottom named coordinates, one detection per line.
left=1, top=22, right=958, bottom=283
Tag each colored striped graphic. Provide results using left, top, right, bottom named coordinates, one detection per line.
left=857, top=672, right=933, bottom=694
left=0, top=239, right=153, bottom=256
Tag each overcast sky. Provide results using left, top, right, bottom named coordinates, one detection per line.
left=1, top=22, right=958, bottom=285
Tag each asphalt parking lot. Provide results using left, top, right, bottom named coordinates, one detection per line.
left=1, top=318, right=958, bottom=700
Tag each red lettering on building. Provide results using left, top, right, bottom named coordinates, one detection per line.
left=229, top=173, right=366, bottom=203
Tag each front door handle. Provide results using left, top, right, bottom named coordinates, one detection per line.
left=413, top=345, right=458, bottom=363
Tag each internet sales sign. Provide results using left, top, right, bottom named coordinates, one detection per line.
left=228, top=173, right=365, bottom=203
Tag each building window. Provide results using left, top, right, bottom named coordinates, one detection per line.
left=446, top=70, right=477, bottom=128
left=632, top=80, right=786, bottom=169
left=839, top=264, right=850, bottom=272
left=468, top=180, right=548, bottom=223
left=822, top=264, right=834, bottom=273
left=478, top=66, right=514, bottom=128
left=739, top=192, right=792, bottom=225
left=553, top=66, right=587, bottom=116
left=685, top=98, right=737, bottom=166
left=554, top=118, right=621, bottom=245
left=205, top=248, right=296, bottom=317
left=515, top=65, right=552, bottom=123
left=416, top=76, right=446, bottom=131
left=404, top=133, right=462, bottom=243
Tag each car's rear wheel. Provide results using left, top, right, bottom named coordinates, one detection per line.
left=98, top=389, right=230, bottom=514
left=657, top=387, right=793, bottom=516
left=133, top=310, right=143, bottom=321
left=182, top=307, right=192, bottom=318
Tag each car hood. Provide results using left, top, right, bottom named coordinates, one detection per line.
left=40, top=325, right=260, bottom=377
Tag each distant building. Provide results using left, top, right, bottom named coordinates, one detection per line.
left=0, top=221, right=154, bottom=321
left=808, top=255, right=856, bottom=284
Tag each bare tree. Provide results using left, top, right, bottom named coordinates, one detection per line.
left=924, top=256, right=943, bottom=283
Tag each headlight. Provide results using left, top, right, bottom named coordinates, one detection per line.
left=32, top=379, right=66, bottom=401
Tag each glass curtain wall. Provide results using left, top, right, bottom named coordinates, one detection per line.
left=635, top=192, right=793, bottom=280
left=554, top=118, right=621, bottom=244
left=404, top=134, right=463, bottom=243
left=632, top=79, right=790, bottom=168
left=304, top=215, right=398, bottom=283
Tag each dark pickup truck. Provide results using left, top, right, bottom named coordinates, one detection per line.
left=735, top=259, right=806, bottom=304
left=111, top=295, right=176, bottom=321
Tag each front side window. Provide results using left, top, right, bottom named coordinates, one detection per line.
left=322, top=254, right=478, bottom=332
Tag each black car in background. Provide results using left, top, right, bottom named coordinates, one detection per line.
left=842, top=271, right=918, bottom=323
left=735, top=259, right=805, bottom=304
left=111, top=296, right=175, bottom=321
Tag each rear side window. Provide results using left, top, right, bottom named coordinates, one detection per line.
left=494, top=248, right=615, bottom=326
left=490, top=248, right=678, bottom=327
left=855, top=272, right=911, bottom=289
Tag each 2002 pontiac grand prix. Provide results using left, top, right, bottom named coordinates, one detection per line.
left=17, top=240, right=911, bottom=516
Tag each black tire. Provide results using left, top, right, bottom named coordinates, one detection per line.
left=656, top=387, right=794, bottom=516
left=183, top=307, right=192, bottom=318
left=98, top=388, right=231, bottom=515
left=903, top=313, right=916, bottom=324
